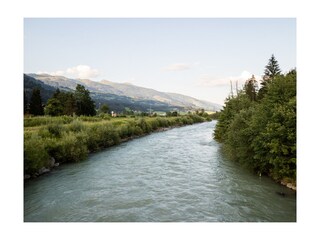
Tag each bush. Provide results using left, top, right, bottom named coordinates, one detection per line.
left=52, top=132, right=88, bottom=163
left=117, top=124, right=135, bottom=138
left=85, top=123, right=120, bottom=151
left=136, top=118, right=152, bottom=133
left=68, top=119, right=85, bottom=132
left=24, top=134, right=50, bottom=174
left=24, top=114, right=208, bottom=175
left=47, top=123, right=64, bottom=137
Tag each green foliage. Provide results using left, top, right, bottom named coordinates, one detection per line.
left=24, top=90, right=29, bottom=114
left=258, top=54, right=282, bottom=100
left=214, top=93, right=252, bottom=142
left=49, top=131, right=88, bottom=163
left=24, top=114, right=209, bottom=175
left=45, top=98, right=64, bottom=116
left=45, top=86, right=95, bottom=117
left=24, top=115, right=74, bottom=127
left=264, top=54, right=281, bottom=79
left=68, top=119, right=85, bottom=133
left=224, top=107, right=256, bottom=168
left=99, top=103, right=109, bottom=114
left=214, top=68, right=296, bottom=182
left=47, top=123, right=64, bottom=138
left=166, top=111, right=179, bottom=117
left=29, top=88, right=44, bottom=116
left=24, top=134, right=50, bottom=174
left=136, top=118, right=152, bottom=133
left=244, top=75, right=258, bottom=101
left=75, top=84, right=96, bottom=116
left=44, top=89, right=75, bottom=116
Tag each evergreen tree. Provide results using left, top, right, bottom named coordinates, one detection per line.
left=244, top=75, right=258, bottom=101
left=264, top=54, right=281, bottom=79
left=74, top=84, right=96, bottom=116
left=63, top=92, right=77, bottom=116
left=24, top=90, right=29, bottom=114
left=53, top=88, right=61, bottom=98
left=29, top=88, right=44, bottom=116
left=258, top=54, right=281, bottom=100
left=214, top=69, right=296, bottom=182
left=45, top=89, right=77, bottom=116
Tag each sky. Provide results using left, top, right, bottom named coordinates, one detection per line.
left=24, top=18, right=296, bottom=105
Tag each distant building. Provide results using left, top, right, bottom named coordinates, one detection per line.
left=111, top=111, right=117, bottom=117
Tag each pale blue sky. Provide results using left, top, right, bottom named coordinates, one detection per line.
left=24, top=18, right=296, bottom=105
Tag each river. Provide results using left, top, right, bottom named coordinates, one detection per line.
left=24, top=120, right=296, bottom=222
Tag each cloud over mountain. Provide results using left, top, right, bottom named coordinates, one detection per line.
left=37, top=65, right=100, bottom=79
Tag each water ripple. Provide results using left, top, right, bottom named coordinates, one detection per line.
left=24, top=121, right=296, bottom=222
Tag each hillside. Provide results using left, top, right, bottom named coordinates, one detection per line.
left=27, top=73, right=221, bottom=111
left=24, top=74, right=183, bottom=112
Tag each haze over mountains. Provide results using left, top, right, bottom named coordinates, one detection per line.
left=26, top=73, right=221, bottom=112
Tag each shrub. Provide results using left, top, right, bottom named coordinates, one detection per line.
left=68, top=119, right=85, bottom=132
left=54, top=132, right=88, bottom=163
left=47, top=123, right=64, bottom=138
left=85, top=123, right=120, bottom=151
left=136, top=118, right=152, bottom=133
left=24, top=134, right=50, bottom=174
left=117, top=124, right=135, bottom=138
left=148, top=118, right=160, bottom=130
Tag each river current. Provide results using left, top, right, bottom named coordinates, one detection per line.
left=24, top=121, right=296, bottom=222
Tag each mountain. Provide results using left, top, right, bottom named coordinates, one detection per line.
left=24, top=74, right=60, bottom=103
left=24, top=75, right=181, bottom=112
left=26, top=73, right=222, bottom=111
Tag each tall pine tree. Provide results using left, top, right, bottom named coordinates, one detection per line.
left=29, top=88, right=44, bottom=116
left=258, top=54, right=281, bottom=100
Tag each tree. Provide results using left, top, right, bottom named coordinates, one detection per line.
left=63, top=92, right=77, bottom=116
left=74, top=84, right=96, bottom=116
left=24, top=90, right=29, bottom=114
left=44, top=89, right=77, bottom=116
left=214, top=69, right=296, bottom=181
left=29, top=88, right=44, bottom=115
left=250, top=72, right=296, bottom=179
left=244, top=75, right=258, bottom=101
left=264, top=54, right=281, bottom=79
left=258, top=54, right=281, bottom=100
left=123, top=107, right=134, bottom=115
left=44, top=98, right=63, bottom=116
left=56, top=91, right=77, bottom=116
left=99, top=103, right=109, bottom=114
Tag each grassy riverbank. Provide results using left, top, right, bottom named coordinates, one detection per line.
left=24, top=114, right=209, bottom=177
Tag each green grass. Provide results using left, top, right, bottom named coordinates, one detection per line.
left=24, top=115, right=209, bottom=176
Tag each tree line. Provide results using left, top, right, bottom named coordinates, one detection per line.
left=25, top=84, right=97, bottom=116
left=214, top=55, right=296, bottom=184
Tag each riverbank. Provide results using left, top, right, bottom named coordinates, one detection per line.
left=24, top=115, right=210, bottom=178
left=24, top=120, right=296, bottom=222
left=279, top=178, right=296, bottom=191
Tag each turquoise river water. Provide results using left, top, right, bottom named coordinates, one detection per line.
left=24, top=120, right=296, bottom=222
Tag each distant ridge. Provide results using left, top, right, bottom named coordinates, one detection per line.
left=26, top=73, right=222, bottom=111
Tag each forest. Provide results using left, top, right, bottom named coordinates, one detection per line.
left=214, top=55, right=296, bottom=186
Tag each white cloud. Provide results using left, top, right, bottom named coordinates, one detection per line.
left=37, top=65, right=100, bottom=79
left=163, top=63, right=192, bottom=71
left=197, top=71, right=262, bottom=88
left=66, top=65, right=99, bottom=79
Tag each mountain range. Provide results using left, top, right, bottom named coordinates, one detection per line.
left=25, top=73, right=221, bottom=112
